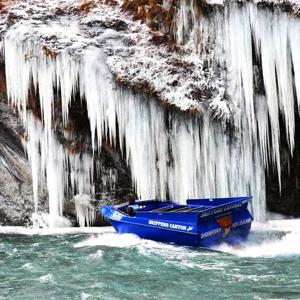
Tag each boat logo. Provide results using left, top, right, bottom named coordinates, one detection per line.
left=148, top=220, right=193, bottom=232
left=200, top=228, right=222, bottom=239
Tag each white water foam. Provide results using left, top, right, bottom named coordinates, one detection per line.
left=88, top=250, right=104, bottom=260
left=73, top=220, right=300, bottom=259
left=81, top=292, right=92, bottom=300
left=73, top=231, right=229, bottom=271
left=74, top=233, right=141, bottom=248
left=39, top=274, right=54, bottom=283
left=215, top=231, right=300, bottom=258
left=214, top=219, right=300, bottom=257
left=20, top=263, right=34, bottom=271
left=73, top=231, right=217, bottom=262
left=0, top=226, right=115, bottom=236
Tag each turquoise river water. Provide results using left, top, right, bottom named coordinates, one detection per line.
left=0, top=220, right=300, bottom=300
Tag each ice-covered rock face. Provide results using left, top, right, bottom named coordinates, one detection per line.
left=172, top=0, right=300, bottom=201
left=0, top=0, right=299, bottom=225
left=0, top=0, right=227, bottom=113
left=0, top=99, right=48, bottom=226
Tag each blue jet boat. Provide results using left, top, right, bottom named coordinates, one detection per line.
left=99, top=196, right=253, bottom=247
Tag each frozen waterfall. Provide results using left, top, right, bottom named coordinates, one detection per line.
left=4, top=39, right=265, bottom=221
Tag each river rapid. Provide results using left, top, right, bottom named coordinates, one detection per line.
left=0, top=220, right=300, bottom=300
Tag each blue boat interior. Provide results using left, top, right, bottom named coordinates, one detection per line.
left=100, top=196, right=253, bottom=247
left=115, top=196, right=252, bottom=215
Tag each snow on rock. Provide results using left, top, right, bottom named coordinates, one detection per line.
left=0, top=0, right=225, bottom=114
left=202, top=0, right=300, bottom=15
left=252, top=0, right=300, bottom=15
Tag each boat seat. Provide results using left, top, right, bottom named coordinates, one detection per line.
left=151, top=205, right=174, bottom=212
left=169, top=207, right=192, bottom=212
left=188, top=206, right=207, bottom=212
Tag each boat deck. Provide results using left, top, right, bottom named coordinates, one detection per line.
left=149, top=205, right=208, bottom=213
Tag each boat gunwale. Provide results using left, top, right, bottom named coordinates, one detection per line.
left=108, top=216, right=199, bottom=235
left=114, top=197, right=252, bottom=216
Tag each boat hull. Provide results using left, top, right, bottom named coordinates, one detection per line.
left=100, top=197, right=253, bottom=247
left=109, top=218, right=251, bottom=247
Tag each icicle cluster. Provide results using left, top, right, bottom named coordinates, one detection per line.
left=224, top=3, right=300, bottom=189
left=23, top=113, right=95, bottom=227
left=73, top=194, right=96, bottom=227
left=175, top=0, right=300, bottom=196
left=4, top=38, right=265, bottom=222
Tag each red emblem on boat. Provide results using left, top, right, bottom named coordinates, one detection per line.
left=216, top=215, right=232, bottom=237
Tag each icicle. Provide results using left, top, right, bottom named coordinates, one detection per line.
left=73, top=194, right=96, bottom=227
left=23, top=113, right=94, bottom=227
left=25, top=113, right=42, bottom=213
left=255, top=95, right=270, bottom=169
left=290, top=17, right=300, bottom=113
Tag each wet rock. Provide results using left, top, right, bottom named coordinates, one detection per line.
left=86, top=18, right=128, bottom=31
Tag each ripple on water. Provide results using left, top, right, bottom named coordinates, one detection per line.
left=20, top=263, right=34, bottom=271
left=88, top=250, right=103, bottom=260
left=80, top=292, right=91, bottom=300
left=0, top=223, right=299, bottom=300
left=39, top=274, right=54, bottom=283
left=74, top=231, right=224, bottom=271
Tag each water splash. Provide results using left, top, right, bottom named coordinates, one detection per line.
left=88, top=250, right=104, bottom=260
left=214, top=219, right=300, bottom=257
left=74, top=233, right=141, bottom=248
left=215, top=231, right=300, bottom=258
left=73, top=219, right=300, bottom=258
left=39, top=274, right=54, bottom=284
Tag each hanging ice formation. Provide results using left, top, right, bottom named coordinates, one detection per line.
left=23, top=113, right=95, bottom=228
left=2, top=0, right=300, bottom=225
left=177, top=0, right=300, bottom=173
left=73, top=194, right=97, bottom=227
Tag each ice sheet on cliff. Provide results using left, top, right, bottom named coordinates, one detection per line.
left=0, top=0, right=299, bottom=226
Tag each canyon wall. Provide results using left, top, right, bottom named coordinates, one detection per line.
left=0, top=0, right=299, bottom=225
